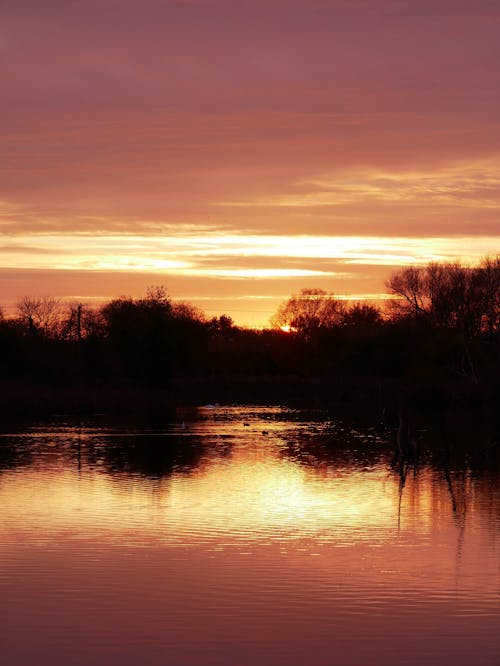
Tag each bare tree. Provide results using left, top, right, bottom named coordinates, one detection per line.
left=145, top=285, right=171, bottom=307
left=386, top=258, right=500, bottom=338
left=271, top=288, right=345, bottom=336
left=386, top=257, right=500, bottom=383
left=16, top=296, right=62, bottom=337
left=385, top=266, right=428, bottom=319
left=477, top=256, right=500, bottom=335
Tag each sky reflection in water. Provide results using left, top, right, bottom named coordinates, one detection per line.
left=0, top=407, right=499, bottom=665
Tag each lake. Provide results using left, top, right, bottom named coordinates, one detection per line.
left=0, top=406, right=498, bottom=665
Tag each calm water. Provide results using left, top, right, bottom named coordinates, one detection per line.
left=0, top=406, right=498, bottom=666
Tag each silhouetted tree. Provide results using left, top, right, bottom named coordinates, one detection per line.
left=386, top=258, right=500, bottom=383
left=386, top=266, right=428, bottom=319
left=1, top=260, right=499, bottom=405
left=100, top=291, right=171, bottom=385
left=271, top=288, right=345, bottom=336
left=58, top=302, right=105, bottom=341
left=16, top=295, right=62, bottom=337
left=208, top=315, right=235, bottom=337
left=171, top=301, right=205, bottom=323
left=476, top=256, right=500, bottom=336
left=386, top=259, right=500, bottom=339
left=99, top=287, right=207, bottom=386
left=341, top=302, right=383, bottom=328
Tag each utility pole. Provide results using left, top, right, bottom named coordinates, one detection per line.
left=77, top=304, right=82, bottom=342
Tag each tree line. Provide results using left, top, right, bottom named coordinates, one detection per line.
left=0, top=258, right=499, bottom=401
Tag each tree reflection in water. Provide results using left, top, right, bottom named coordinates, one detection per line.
left=0, top=407, right=499, bottom=666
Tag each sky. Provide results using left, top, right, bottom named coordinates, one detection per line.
left=2, top=0, right=500, bottom=326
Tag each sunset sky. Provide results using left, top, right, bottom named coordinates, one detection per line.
left=2, top=0, right=500, bottom=326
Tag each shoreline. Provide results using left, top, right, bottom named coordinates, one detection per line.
left=0, top=372, right=494, bottom=415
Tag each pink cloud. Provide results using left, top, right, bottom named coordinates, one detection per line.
left=2, top=1, right=500, bottom=323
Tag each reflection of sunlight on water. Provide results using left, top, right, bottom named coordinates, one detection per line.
left=167, top=454, right=397, bottom=542
left=0, top=408, right=499, bottom=666
left=0, top=452, right=399, bottom=545
left=0, top=404, right=400, bottom=545
left=0, top=413, right=491, bottom=553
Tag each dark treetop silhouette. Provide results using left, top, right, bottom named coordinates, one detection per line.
left=0, top=257, right=499, bottom=415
